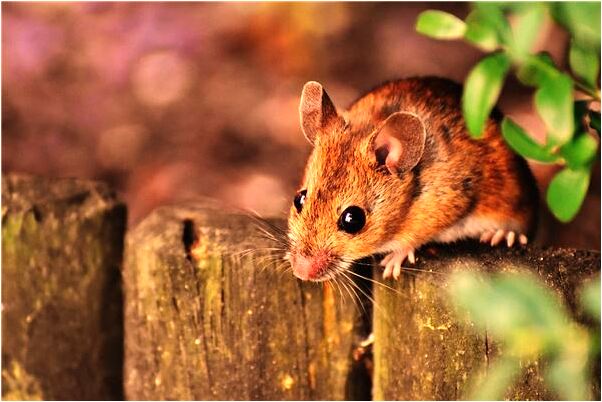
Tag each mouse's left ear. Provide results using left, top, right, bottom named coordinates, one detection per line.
left=299, top=81, right=345, bottom=145
left=372, top=112, right=426, bottom=175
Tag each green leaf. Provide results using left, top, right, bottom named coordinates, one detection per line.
left=551, top=2, right=601, bottom=50
left=471, top=2, right=515, bottom=31
left=546, top=357, right=589, bottom=400
left=416, top=10, right=466, bottom=39
left=464, top=10, right=499, bottom=51
left=569, top=41, right=600, bottom=89
left=546, top=167, right=591, bottom=222
left=491, top=274, right=567, bottom=335
left=463, top=53, right=511, bottom=137
left=590, top=111, right=601, bottom=134
left=579, top=275, right=601, bottom=321
left=464, top=8, right=511, bottom=51
left=472, top=2, right=505, bottom=12
left=468, top=357, right=520, bottom=400
left=449, top=270, right=593, bottom=400
left=503, top=2, right=540, bottom=13
left=535, top=74, right=574, bottom=146
left=516, top=52, right=558, bottom=87
left=509, top=4, right=546, bottom=57
left=448, top=272, right=498, bottom=328
left=560, top=133, right=598, bottom=169
left=501, top=118, right=558, bottom=163
left=449, top=272, right=566, bottom=341
left=546, top=337, right=591, bottom=401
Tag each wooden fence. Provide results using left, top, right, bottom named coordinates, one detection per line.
left=2, top=174, right=600, bottom=400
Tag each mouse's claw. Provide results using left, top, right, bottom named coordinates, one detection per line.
left=490, top=229, right=506, bottom=246
left=480, top=230, right=494, bottom=243
left=380, top=246, right=416, bottom=280
left=480, top=229, right=528, bottom=248
left=506, top=231, right=516, bottom=247
left=408, top=250, right=416, bottom=264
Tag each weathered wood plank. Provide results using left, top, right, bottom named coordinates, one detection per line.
left=372, top=242, right=600, bottom=400
left=123, top=204, right=369, bottom=400
left=2, top=173, right=126, bottom=400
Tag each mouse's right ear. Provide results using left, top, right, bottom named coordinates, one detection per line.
left=299, top=81, right=344, bottom=145
left=372, top=112, right=426, bottom=175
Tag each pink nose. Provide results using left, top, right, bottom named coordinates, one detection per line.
left=291, top=252, right=330, bottom=281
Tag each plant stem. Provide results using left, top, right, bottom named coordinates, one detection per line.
left=574, top=80, right=601, bottom=101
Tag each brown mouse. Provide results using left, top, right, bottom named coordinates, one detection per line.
left=286, top=77, right=538, bottom=281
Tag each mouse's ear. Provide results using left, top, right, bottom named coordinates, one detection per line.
left=373, top=112, right=426, bottom=175
left=299, top=81, right=344, bottom=145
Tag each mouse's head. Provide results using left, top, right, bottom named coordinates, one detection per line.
left=287, top=81, right=427, bottom=281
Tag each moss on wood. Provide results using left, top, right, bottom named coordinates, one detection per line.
left=123, top=204, right=368, bottom=400
left=1, top=173, right=126, bottom=400
left=372, top=242, right=600, bottom=400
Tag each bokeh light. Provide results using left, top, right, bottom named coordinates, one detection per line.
left=2, top=2, right=598, bottom=249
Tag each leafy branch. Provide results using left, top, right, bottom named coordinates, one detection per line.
left=448, top=271, right=600, bottom=400
left=416, top=2, right=600, bottom=222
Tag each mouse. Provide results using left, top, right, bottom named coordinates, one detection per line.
left=286, top=77, right=538, bottom=281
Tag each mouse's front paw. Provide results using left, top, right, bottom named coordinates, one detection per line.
left=380, top=247, right=416, bottom=280
left=480, top=229, right=528, bottom=247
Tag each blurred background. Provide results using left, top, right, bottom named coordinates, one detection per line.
left=2, top=2, right=599, bottom=249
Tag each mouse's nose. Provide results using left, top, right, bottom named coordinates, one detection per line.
left=291, top=252, right=330, bottom=281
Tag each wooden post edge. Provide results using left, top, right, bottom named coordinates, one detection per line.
left=372, top=242, right=600, bottom=400
left=2, top=173, right=126, bottom=400
left=123, top=202, right=371, bottom=400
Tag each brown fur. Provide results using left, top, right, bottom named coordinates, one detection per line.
left=287, top=77, right=538, bottom=276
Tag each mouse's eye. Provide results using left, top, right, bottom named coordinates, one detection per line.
left=294, top=189, right=307, bottom=213
left=338, top=206, right=366, bottom=234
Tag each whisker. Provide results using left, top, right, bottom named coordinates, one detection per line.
left=249, top=254, right=281, bottom=269
left=266, top=258, right=291, bottom=275
left=345, top=268, right=407, bottom=298
left=340, top=274, right=368, bottom=317
left=398, top=266, right=447, bottom=276
left=342, top=257, right=447, bottom=277
left=232, top=246, right=286, bottom=256
left=338, top=278, right=357, bottom=309
left=340, top=270, right=396, bottom=324
left=326, top=260, right=372, bottom=316
left=328, top=278, right=346, bottom=308
left=227, top=248, right=286, bottom=262
left=340, top=271, right=373, bottom=312
left=247, top=216, right=289, bottom=244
